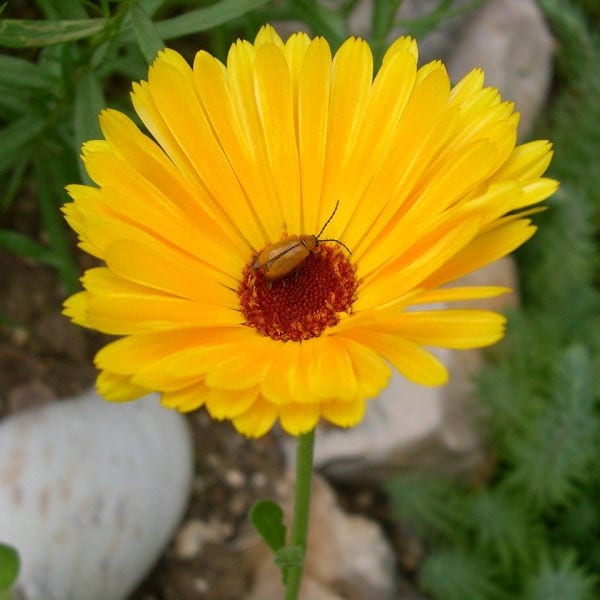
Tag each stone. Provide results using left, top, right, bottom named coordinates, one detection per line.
left=292, top=258, right=518, bottom=484
left=0, top=390, right=193, bottom=600
left=244, top=474, right=396, bottom=600
left=444, top=0, right=554, bottom=137
left=175, top=519, right=225, bottom=560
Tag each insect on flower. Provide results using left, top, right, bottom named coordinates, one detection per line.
left=252, top=201, right=352, bottom=281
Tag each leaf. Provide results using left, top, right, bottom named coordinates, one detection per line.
left=250, top=499, right=287, bottom=553
left=506, top=345, right=599, bottom=508
left=73, top=69, right=104, bottom=182
left=131, top=3, right=165, bottom=65
left=0, top=55, right=58, bottom=90
left=523, top=551, right=596, bottom=600
left=0, top=115, right=45, bottom=171
left=420, top=548, right=504, bottom=600
left=154, top=0, right=270, bottom=39
left=0, top=18, right=105, bottom=48
left=0, top=543, right=19, bottom=591
left=35, top=0, right=87, bottom=19
left=0, top=230, right=61, bottom=267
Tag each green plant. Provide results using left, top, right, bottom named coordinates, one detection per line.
left=387, top=1, right=600, bottom=597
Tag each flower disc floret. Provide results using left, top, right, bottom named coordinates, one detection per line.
left=240, top=245, right=358, bottom=342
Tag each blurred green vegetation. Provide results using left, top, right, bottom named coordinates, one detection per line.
left=388, top=1, right=600, bottom=598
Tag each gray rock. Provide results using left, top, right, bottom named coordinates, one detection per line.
left=0, top=391, right=193, bottom=600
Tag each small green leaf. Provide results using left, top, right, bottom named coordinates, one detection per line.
left=0, top=543, right=19, bottom=591
left=73, top=69, right=105, bottom=182
left=155, top=0, right=270, bottom=39
left=250, top=499, right=287, bottom=553
left=131, top=3, right=165, bottom=65
left=0, top=230, right=61, bottom=267
left=0, top=18, right=106, bottom=48
left=0, top=115, right=45, bottom=171
left=0, top=55, right=58, bottom=91
left=35, top=0, right=87, bottom=19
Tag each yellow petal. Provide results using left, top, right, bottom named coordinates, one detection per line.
left=297, top=36, right=332, bottom=233
left=231, top=396, right=279, bottom=438
left=423, top=219, right=537, bottom=288
left=205, top=386, right=259, bottom=420
left=383, top=310, right=506, bottom=348
left=322, top=397, right=367, bottom=428
left=104, top=238, right=238, bottom=304
left=161, top=381, right=210, bottom=411
left=307, top=336, right=357, bottom=401
left=342, top=329, right=448, bottom=386
left=96, top=371, right=149, bottom=402
left=279, top=402, right=320, bottom=436
left=254, top=42, right=302, bottom=234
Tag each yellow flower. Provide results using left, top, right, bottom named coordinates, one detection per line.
left=63, top=25, right=558, bottom=438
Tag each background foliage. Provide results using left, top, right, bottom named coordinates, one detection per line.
left=1, top=0, right=598, bottom=597
left=388, top=1, right=600, bottom=598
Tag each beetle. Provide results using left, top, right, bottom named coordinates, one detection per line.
left=252, top=201, right=351, bottom=281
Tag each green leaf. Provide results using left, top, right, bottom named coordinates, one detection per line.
left=35, top=0, right=87, bottom=19
left=131, top=3, right=165, bottom=65
left=0, top=230, right=61, bottom=267
left=0, top=115, right=45, bottom=171
left=250, top=499, right=287, bottom=553
left=288, top=0, right=346, bottom=45
left=0, top=18, right=105, bottom=48
left=387, top=474, right=469, bottom=543
left=73, top=69, right=105, bottom=182
left=0, top=543, right=19, bottom=591
left=0, top=55, right=58, bottom=91
left=155, top=0, right=270, bottom=39
left=523, top=551, right=597, bottom=600
left=0, top=160, right=28, bottom=213
left=33, top=157, right=80, bottom=293
left=506, top=345, right=599, bottom=508
left=420, top=548, right=504, bottom=600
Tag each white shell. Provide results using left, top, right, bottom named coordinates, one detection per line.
left=0, top=391, right=193, bottom=600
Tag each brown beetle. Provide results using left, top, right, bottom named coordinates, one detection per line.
left=252, top=201, right=351, bottom=281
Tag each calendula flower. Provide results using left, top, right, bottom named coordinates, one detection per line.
left=63, top=25, right=557, bottom=438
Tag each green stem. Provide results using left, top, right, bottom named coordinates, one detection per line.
left=284, top=428, right=316, bottom=600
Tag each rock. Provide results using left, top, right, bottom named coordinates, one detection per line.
left=444, top=0, right=554, bottom=137
left=0, top=390, right=193, bottom=600
left=294, top=258, right=518, bottom=484
left=244, top=474, right=396, bottom=600
left=174, top=519, right=227, bottom=560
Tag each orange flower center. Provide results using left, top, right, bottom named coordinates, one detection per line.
left=239, top=245, right=358, bottom=342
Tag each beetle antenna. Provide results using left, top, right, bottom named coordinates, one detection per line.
left=320, top=238, right=352, bottom=255
left=316, top=200, right=340, bottom=238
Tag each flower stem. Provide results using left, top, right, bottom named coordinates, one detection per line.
left=284, top=428, right=316, bottom=600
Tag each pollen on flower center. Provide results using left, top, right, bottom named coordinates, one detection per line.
left=239, top=245, right=359, bottom=342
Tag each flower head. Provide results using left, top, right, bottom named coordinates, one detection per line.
left=63, top=25, right=557, bottom=437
